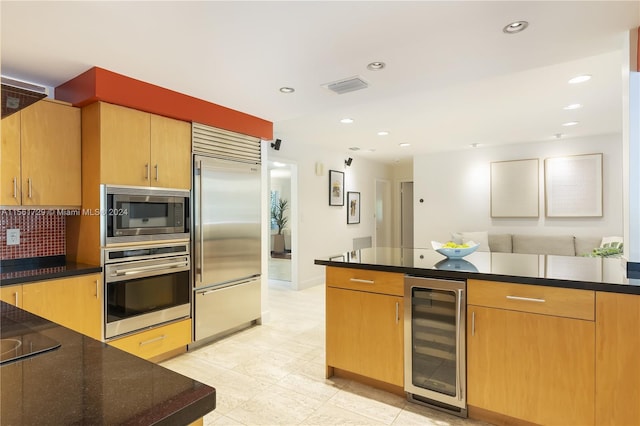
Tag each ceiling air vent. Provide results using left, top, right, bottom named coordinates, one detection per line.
left=1, top=76, right=49, bottom=118
left=324, top=76, right=369, bottom=95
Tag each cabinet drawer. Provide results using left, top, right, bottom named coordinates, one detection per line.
left=326, top=267, right=403, bottom=296
left=468, top=279, right=594, bottom=321
left=108, top=319, right=191, bottom=360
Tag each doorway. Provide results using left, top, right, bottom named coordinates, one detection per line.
left=375, top=179, right=392, bottom=247
left=268, top=163, right=292, bottom=283
left=401, top=181, right=414, bottom=248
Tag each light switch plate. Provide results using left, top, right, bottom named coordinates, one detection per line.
left=7, top=228, right=20, bottom=245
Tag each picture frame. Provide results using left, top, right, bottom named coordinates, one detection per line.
left=490, top=158, right=539, bottom=218
left=329, top=170, right=344, bottom=206
left=545, top=153, right=603, bottom=217
left=347, top=191, right=360, bottom=224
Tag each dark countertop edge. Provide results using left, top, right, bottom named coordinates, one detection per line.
left=314, top=259, right=640, bottom=295
left=145, top=385, right=216, bottom=426
left=0, top=263, right=103, bottom=286
left=0, top=301, right=216, bottom=424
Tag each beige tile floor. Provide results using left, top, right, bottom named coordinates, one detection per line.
left=161, top=281, right=489, bottom=425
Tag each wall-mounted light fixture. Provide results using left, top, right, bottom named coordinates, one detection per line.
left=270, top=138, right=282, bottom=150
left=345, top=157, right=353, bottom=167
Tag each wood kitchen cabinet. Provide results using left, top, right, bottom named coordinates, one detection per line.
left=21, top=273, right=103, bottom=340
left=325, top=267, right=404, bottom=389
left=0, top=284, right=22, bottom=307
left=466, top=279, right=595, bottom=426
left=0, top=99, right=81, bottom=206
left=150, top=114, right=191, bottom=189
left=108, top=318, right=191, bottom=362
left=85, top=102, right=191, bottom=189
left=595, top=291, right=640, bottom=425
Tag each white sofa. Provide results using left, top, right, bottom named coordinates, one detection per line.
left=488, top=233, right=602, bottom=257
left=453, top=231, right=607, bottom=257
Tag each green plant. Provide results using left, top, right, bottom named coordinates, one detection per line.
left=271, top=198, right=288, bottom=235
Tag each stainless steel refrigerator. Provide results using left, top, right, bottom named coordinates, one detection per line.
left=192, top=155, right=262, bottom=343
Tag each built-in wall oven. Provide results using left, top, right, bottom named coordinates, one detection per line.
left=404, top=276, right=467, bottom=417
left=103, top=242, right=191, bottom=339
left=102, top=185, right=189, bottom=245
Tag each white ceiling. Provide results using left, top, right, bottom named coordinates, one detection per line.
left=2, top=1, right=639, bottom=164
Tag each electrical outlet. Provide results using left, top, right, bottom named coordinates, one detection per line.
left=7, top=229, right=20, bottom=246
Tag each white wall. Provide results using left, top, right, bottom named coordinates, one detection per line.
left=413, top=133, right=624, bottom=247
left=267, top=140, right=393, bottom=289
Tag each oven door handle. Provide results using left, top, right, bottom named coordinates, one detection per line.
left=114, top=261, right=189, bottom=276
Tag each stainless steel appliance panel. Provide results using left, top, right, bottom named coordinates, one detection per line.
left=404, top=276, right=467, bottom=417
left=194, top=156, right=261, bottom=289
left=102, top=185, right=189, bottom=245
left=104, top=244, right=191, bottom=339
left=194, top=278, right=261, bottom=341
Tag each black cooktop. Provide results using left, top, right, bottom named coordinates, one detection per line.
left=0, top=310, right=61, bottom=364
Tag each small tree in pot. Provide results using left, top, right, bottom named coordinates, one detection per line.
left=271, top=198, right=288, bottom=253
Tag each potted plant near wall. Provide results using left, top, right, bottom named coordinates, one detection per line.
left=271, top=198, right=288, bottom=253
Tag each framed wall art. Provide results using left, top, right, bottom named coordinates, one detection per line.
left=329, top=170, right=344, bottom=206
left=347, top=191, right=360, bottom=224
left=490, top=158, right=539, bottom=218
left=545, top=153, right=603, bottom=217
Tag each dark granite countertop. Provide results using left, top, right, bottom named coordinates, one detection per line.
left=315, top=247, right=640, bottom=295
left=0, top=255, right=102, bottom=286
left=0, top=301, right=216, bottom=425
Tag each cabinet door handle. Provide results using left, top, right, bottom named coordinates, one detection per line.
left=472, top=311, right=476, bottom=336
left=95, top=279, right=99, bottom=299
left=139, top=335, right=166, bottom=346
left=12, top=177, right=17, bottom=199
left=395, top=302, right=399, bottom=324
left=155, top=164, right=159, bottom=181
left=27, top=178, right=32, bottom=199
left=350, top=278, right=374, bottom=284
left=506, top=295, right=546, bottom=303
left=14, top=292, right=19, bottom=307
left=145, top=163, right=149, bottom=180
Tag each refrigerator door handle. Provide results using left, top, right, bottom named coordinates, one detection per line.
left=197, top=162, right=204, bottom=285
left=196, top=276, right=261, bottom=295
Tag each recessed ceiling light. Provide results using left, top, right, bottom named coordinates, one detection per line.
left=377, top=131, right=389, bottom=136
left=340, top=118, right=354, bottom=124
left=568, top=75, right=591, bottom=84
left=279, top=87, right=295, bottom=93
left=470, top=143, right=482, bottom=148
left=399, top=143, right=411, bottom=148
left=367, top=61, right=386, bottom=71
left=562, top=121, right=579, bottom=127
left=563, top=103, right=583, bottom=110
left=503, top=21, right=529, bottom=34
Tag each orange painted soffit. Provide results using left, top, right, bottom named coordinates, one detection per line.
left=55, top=67, right=273, bottom=140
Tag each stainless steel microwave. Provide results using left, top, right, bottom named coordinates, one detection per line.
left=102, top=185, right=189, bottom=245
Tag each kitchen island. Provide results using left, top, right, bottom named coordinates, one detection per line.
left=315, top=248, right=640, bottom=425
left=0, top=301, right=215, bottom=425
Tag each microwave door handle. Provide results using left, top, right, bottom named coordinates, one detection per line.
left=115, top=261, right=188, bottom=276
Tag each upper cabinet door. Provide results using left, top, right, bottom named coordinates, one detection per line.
left=20, top=100, right=81, bottom=206
left=99, top=102, right=151, bottom=186
left=150, top=114, right=191, bottom=189
left=1, top=112, right=22, bottom=206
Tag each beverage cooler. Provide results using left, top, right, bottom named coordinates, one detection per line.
left=404, top=276, right=467, bottom=417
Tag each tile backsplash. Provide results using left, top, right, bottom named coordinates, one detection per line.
left=0, top=211, right=66, bottom=260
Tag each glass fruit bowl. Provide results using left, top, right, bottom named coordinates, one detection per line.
left=431, top=240, right=480, bottom=259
